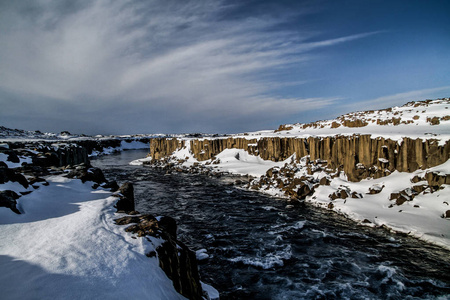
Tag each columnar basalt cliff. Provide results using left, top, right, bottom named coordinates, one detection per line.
left=149, top=136, right=450, bottom=182
left=150, top=138, right=185, bottom=160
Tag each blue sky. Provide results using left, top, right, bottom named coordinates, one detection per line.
left=0, top=0, right=449, bottom=134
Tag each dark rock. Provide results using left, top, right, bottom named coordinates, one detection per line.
left=158, top=216, right=178, bottom=239
left=0, top=162, right=9, bottom=184
left=340, top=190, right=349, bottom=199
left=351, top=192, right=363, bottom=199
left=0, top=163, right=29, bottom=188
left=11, top=173, right=29, bottom=189
left=114, top=210, right=203, bottom=300
left=445, top=210, right=450, bottom=218
left=114, top=216, right=141, bottom=225
left=411, top=175, right=424, bottom=183
left=425, top=172, right=450, bottom=188
left=157, top=238, right=203, bottom=300
left=66, top=166, right=106, bottom=184
left=28, top=177, right=46, bottom=185
left=0, top=190, right=21, bottom=214
left=396, top=195, right=410, bottom=206
left=319, top=176, right=331, bottom=186
left=412, top=184, right=428, bottom=194
left=389, top=193, right=400, bottom=200
left=115, top=182, right=135, bottom=212
left=81, top=167, right=106, bottom=184
left=329, top=188, right=351, bottom=200
left=368, top=185, right=384, bottom=194
left=297, top=183, right=314, bottom=200
left=101, top=180, right=119, bottom=192
left=6, top=151, right=20, bottom=163
left=146, top=251, right=157, bottom=258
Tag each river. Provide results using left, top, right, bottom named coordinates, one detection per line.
left=92, top=150, right=450, bottom=299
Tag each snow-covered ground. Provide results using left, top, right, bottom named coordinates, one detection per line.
left=0, top=175, right=189, bottom=300
left=0, top=150, right=219, bottom=299
left=236, top=98, right=450, bottom=145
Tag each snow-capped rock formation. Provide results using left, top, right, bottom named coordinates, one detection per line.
left=144, top=98, right=450, bottom=249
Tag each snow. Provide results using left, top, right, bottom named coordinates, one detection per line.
left=235, top=98, right=450, bottom=145
left=195, top=249, right=210, bottom=261
left=130, top=156, right=153, bottom=166
left=208, top=149, right=293, bottom=177
left=201, top=282, right=220, bottom=300
left=0, top=176, right=188, bottom=299
left=306, top=169, right=450, bottom=249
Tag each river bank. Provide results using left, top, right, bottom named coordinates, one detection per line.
left=0, top=141, right=218, bottom=300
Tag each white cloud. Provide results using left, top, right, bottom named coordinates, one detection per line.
left=353, top=86, right=450, bottom=111
left=0, top=0, right=379, bottom=134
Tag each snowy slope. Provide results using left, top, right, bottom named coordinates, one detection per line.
left=0, top=175, right=188, bottom=300
left=239, top=98, right=450, bottom=144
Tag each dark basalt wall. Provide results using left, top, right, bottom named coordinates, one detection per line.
left=149, top=136, right=450, bottom=182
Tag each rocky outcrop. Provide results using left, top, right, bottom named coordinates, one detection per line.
left=114, top=182, right=135, bottom=212
left=157, top=234, right=203, bottom=300
left=113, top=183, right=204, bottom=300
left=0, top=161, right=29, bottom=188
left=0, top=190, right=21, bottom=214
left=114, top=212, right=204, bottom=300
left=3, top=143, right=89, bottom=168
left=150, top=138, right=185, bottom=160
left=150, top=136, right=450, bottom=182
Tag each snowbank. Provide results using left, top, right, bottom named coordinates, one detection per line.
left=0, top=176, right=188, bottom=299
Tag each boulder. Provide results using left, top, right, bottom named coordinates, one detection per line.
left=368, top=185, right=384, bottom=194
left=6, top=151, right=20, bottom=163
left=101, top=180, right=120, bottom=192
left=0, top=162, right=9, bottom=184
left=158, top=216, right=178, bottom=239
left=297, top=183, right=314, bottom=200
left=115, top=182, right=135, bottom=212
left=425, top=172, right=450, bottom=188
left=0, top=190, right=21, bottom=214
left=319, top=176, right=331, bottom=186
left=445, top=210, right=450, bottom=219
left=66, top=166, right=106, bottom=184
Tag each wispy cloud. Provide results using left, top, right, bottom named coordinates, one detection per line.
left=0, top=0, right=380, bottom=134
left=352, top=86, right=450, bottom=111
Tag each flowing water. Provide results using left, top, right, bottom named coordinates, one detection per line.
left=92, top=150, right=450, bottom=299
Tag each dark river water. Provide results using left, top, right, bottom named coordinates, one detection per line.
left=92, top=150, right=450, bottom=300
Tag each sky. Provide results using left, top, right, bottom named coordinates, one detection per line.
left=0, top=0, right=449, bottom=135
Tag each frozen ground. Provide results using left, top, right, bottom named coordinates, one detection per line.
left=0, top=175, right=190, bottom=299
left=239, top=98, right=450, bottom=145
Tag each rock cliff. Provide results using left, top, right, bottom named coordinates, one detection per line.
left=150, top=136, right=449, bottom=182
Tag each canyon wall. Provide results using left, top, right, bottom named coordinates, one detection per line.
left=149, top=136, right=450, bottom=182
